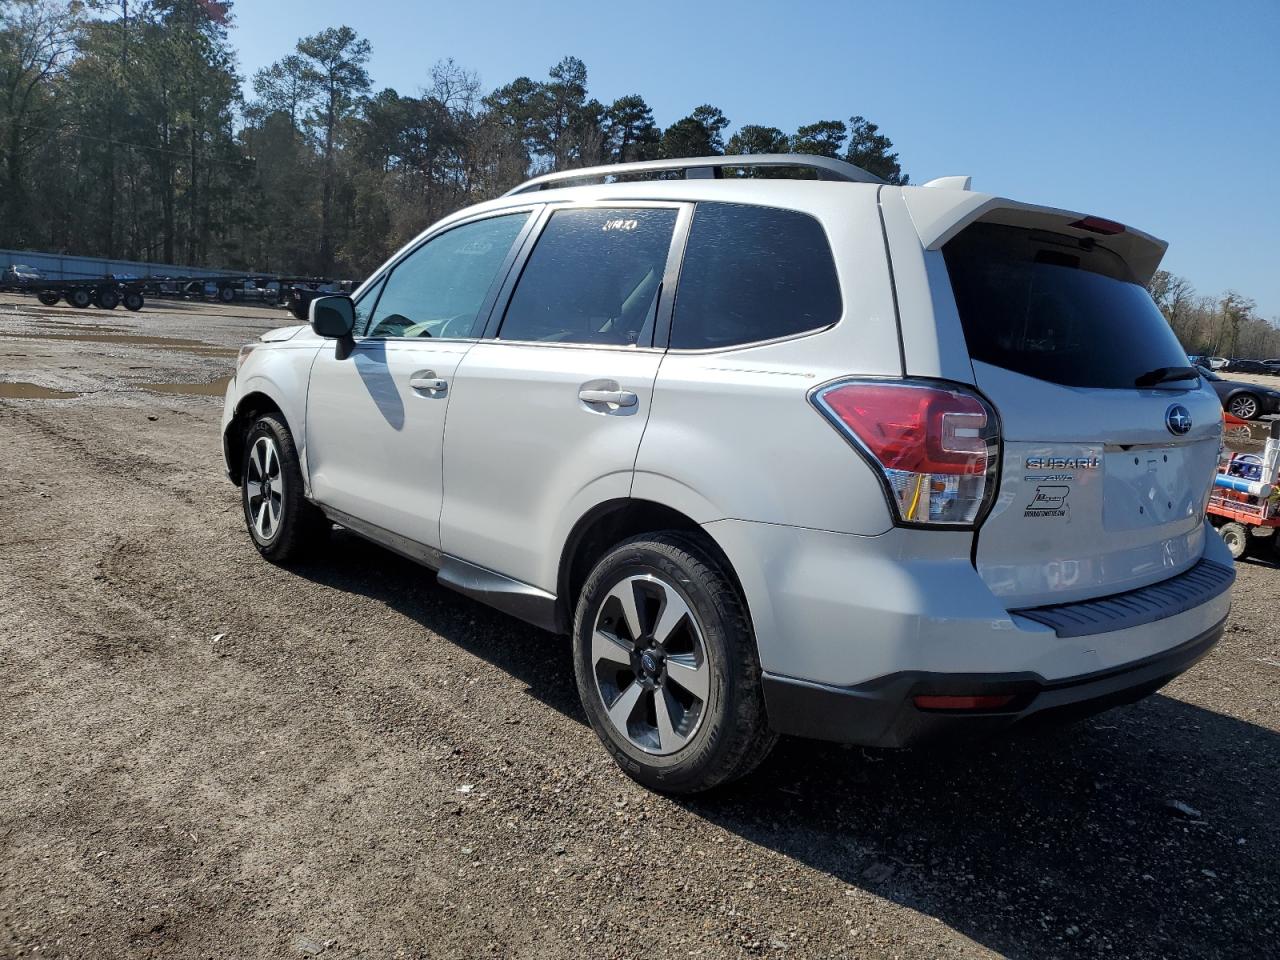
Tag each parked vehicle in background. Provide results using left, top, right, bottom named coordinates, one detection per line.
left=1205, top=357, right=1229, bottom=370
left=221, top=154, right=1234, bottom=793
left=1225, top=358, right=1273, bottom=375
left=1197, top=364, right=1280, bottom=420
left=3, top=263, right=43, bottom=283
left=1262, top=358, right=1280, bottom=373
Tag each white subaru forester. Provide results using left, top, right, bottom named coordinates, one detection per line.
left=222, top=154, right=1234, bottom=793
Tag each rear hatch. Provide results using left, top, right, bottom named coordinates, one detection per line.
left=940, top=216, right=1221, bottom=608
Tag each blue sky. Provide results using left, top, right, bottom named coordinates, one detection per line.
left=231, top=0, right=1280, bottom=318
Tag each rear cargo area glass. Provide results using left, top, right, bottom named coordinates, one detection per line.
left=943, top=223, right=1190, bottom=389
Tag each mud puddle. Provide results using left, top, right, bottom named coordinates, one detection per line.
left=0, top=381, right=80, bottom=400
left=0, top=330, right=236, bottom=356
left=1225, top=420, right=1274, bottom=452
left=137, top=377, right=231, bottom=397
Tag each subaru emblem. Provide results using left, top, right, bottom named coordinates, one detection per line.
left=1165, top=403, right=1192, bottom=436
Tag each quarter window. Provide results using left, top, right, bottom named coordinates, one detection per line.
left=670, top=202, right=842, bottom=349
left=363, top=212, right=531, bottom=339
left=499, top=207, right=678, bottom=346
left=351, top=275, right=385, bottom=335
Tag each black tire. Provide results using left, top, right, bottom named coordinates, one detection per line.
left=1218, top=521, right=1248, bottom=560
left=36, top=290, right=60, bottom=306
left=94, top=286, right=120, bottom=310
left=122, top=290, right=144, bottom=311
left=572, top=532, right=777, bottom=794
left=240, top=413, right=328, bottom=563
left=67, top=287, right=91, bottom=308
left=218, top=285, right=235, bottom=303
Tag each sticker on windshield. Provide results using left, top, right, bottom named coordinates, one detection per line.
left=1024, top=484, right=1070, bottom=518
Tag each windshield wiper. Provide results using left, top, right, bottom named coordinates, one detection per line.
left=1135, top=366, right=1200, bottom=387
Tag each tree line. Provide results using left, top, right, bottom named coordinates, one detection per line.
left=0, top=0, right=906, bottom=280
left=1148, top=272, right=1278, bottom=361
left=3, top=0, right=1274, bottom=354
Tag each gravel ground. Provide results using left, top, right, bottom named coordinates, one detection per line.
left=1, top=293, right=1277, bottom=960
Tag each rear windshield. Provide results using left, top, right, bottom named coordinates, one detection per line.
left=943, top=223, right=1190, bottom=389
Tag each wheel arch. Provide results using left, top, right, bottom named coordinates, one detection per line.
left=555, top=498, right=753, bottom=641
left=224, top=389, right=288, bottom=485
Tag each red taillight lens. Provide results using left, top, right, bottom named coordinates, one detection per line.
left=811, top=380, right=1000, bottom=526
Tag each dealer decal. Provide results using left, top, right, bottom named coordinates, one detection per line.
left=1025, top=484, right=1070, bottom=518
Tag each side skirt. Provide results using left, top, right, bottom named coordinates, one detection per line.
left=317, top=505, right=560, bottom=634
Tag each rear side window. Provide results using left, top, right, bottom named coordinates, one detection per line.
left=499, top=207, right=678, bottom=346
left=943, top=223, right=1190, bottom=389
left=670, top=202, right=841, bottom=350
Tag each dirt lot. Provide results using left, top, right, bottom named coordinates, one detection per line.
left=1, top=292, right=1277, bottom=960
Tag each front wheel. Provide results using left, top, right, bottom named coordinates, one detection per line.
left=1228, top=394, right=1260, bottom=421
left=572, top=533, right=777, bottom=794
left=240, top=414, right=328, bottom=563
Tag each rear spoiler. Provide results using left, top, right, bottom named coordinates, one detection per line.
left=900, top=188, right=1168, bottom=285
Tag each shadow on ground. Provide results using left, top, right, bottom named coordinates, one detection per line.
left=294, top=530, right=1278, bottom=960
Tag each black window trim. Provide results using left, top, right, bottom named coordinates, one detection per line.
left=352, top=204, right=544, bottom=344
left=659, top=199, right=845, bottom=353
left=480, top=199, right=694, bottom=352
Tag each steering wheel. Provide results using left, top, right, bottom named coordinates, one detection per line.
left=435, top=313, right=475, bottom=339
left=367, top=313, right=419, bottom=338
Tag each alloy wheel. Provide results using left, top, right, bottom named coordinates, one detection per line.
left=245, top=435, right=283, bottom=541
left=591, top=573, right=711, bottom=755
left=1230, top=395, right=1259, bottom=420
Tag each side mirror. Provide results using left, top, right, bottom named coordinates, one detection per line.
left=309, top=295, right=356, bottom=359
left=310, top=295, right=355, bottom=338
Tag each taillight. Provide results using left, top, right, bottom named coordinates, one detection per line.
left=810, top=379, right=1000, bottom=527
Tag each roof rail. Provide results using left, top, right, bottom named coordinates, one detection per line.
left=503, top=153, right=885, bottom=196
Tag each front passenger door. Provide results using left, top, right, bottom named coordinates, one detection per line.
left=306, top=210, right=535, bottom=551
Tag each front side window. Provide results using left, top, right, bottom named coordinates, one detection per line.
left=670, top=202, right=842, bottom=350
left=363, top=211, right=531, bottom=339
left=498, top=207, right=678, bottom=346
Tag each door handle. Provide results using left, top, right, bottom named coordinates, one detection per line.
left=409, top=371, right=448, bottom=394
left=578, top=387, right=638, bottom=407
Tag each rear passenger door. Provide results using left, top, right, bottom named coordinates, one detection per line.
left=440, top=202, right=689, bottom=591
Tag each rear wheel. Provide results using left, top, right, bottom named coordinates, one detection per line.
left=1218, top=521, right=1248, bottom=560
left=240, top=414, right=328, bottom=563
left=94, top=286, right=119, bottom=310
left=572, top=533, right=776, bottom=793
left=36, top=290, right=59, bottom=306
left=122, top=290, right=144, bottom=311
left=1228, top=394, right=1260, bottom=421
left=219, top=285, right=235, bottom=303
left=67, top=287, right=91, bottom=309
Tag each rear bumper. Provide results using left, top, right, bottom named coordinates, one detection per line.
left=762, top=615, right=1226, bottom=747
